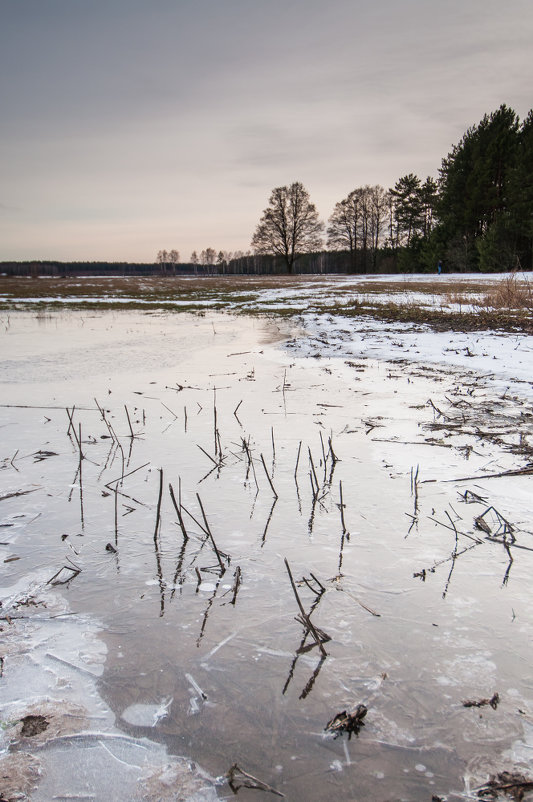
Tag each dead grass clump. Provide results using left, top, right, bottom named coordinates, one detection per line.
left=327, top=298, right=533, bottom=334
left=445, top=291, right=472, bottom=306
left=481, top=272, right=533, bottom=310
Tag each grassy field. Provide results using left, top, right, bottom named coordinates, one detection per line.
left=1, top=272, right=532, bottom=333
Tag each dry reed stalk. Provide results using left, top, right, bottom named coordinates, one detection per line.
left=78, top=423, right=84, bottom=528
left=154, top=468, right=163, bottom=540
left=169, top=482, right=188, bottom=540
left=114, top=485, right=118, bottom=543
left=328, top=434, right=338, bottom=463
left=181, top=503, right=210, bottom=536
left=260, top=498, right=277, bottom=546
left=197, top=444, right=219, bottom=466
left=66, top=406, right=80, bottom=446
left=339, top=480, right=346, bottom=534
left=260, top=453, right=278, bottom=498
left=233, top=399, right=243, bottom=426
left=230, top=566, right=242, bottom=605
left=319, top=431, right=327, bottom=472
left=308, top=448, right=320, bottom=495
left=284, top=558, right=327, bottom=657
left=196, top=493, right=225, bottom=572
left=309, top=470, right=318, bottom=501
left=294, top=440, right=302, bottom=478
left=213, top=388, right=218, bottom=456
left=94, top=398, right=116, bottom=443
left=124, top=404, right=135, bottom=438
left=105, top=461, right=150, bottom=490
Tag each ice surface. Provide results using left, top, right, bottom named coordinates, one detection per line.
left=121, top=698, right=173, bottom=727
left=1, top=305, right=532, bottom=801
left=0, top=575, right=219, bottom=801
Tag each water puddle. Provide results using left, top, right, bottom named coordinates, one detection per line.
left=1, top=310, right=532, bottom=800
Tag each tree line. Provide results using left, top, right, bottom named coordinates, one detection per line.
left=159, top=105, right=530, bottom=275
left=156, top=247, right=263, bottom=275
left=251, top=105, right=533, bottom=273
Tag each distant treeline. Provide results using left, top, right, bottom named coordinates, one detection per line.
left=0, top=251, right=395, bottom=277
left=0, top=246, right=517, bottom=277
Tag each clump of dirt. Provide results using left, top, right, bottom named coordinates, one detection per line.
left=476, top=770, right=533, bottom=799
left=0, top=702, right=90, bottom=800
left=325, top=704, right=368, bottom=739
left=0, top=752, right=41, bottom=801
left=20, top=715, right=48, bottom=737
left=11, top=701, right=89, bottom=746
left=463, top=693, right=500, bottom=711
left=137, top=760, right=218, bottom=802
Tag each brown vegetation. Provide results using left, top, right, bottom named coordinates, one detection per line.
left=1, top=273, right=532, bottom=333
left=481, top=272, right=533, bottom=310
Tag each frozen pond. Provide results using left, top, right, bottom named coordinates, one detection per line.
left=1, top=310, right=533, bottom=801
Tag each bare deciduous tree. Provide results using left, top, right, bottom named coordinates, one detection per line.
left=327, top=192, right=361, bottom=260
left=367, top=185, right=390, bottom=269
left=328, top=185, right=389, bottom=271
left=198, top=247, right=216, bottom=274
left=217, top=250, right=231, bottom=273
left=157, top=249, right=180, bottom=274
left=251, top=182, right=323, bottom=272
left=156, top=249, right=168, bottom=268
left=200, top=247, right=216, bottom=266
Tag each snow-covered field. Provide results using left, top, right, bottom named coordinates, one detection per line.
left=294, top=310, right=533, bottom=399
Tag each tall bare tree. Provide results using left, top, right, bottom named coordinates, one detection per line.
left=367, top=185, right=390, bottom=269
left=168, top=249, right=180, bottom=275
left=328, top=185, right=388, bottom=271
left=200, top=247, right=216, bottom=265
left=217, top=250, right=231, bottom=274
left=251, top=182, right=323, bottom=272
left=327, top=191, right=361, bottom=270
left=156, top=249, right=168, bottom=274
left=157, top=249, right=180, bottom=274
left=199, top=247, right=216, bottom=274
left=190, top=251, right=199, bottom=275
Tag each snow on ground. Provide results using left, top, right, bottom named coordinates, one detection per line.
left=291, top=311, right=533, bottom=400
left=2, top=272, right=532, bottom=399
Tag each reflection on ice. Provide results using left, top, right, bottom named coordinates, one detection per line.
left=121, top=697, right=173, bottom=727
left=0, top=577, right=219, bottom=801
left=1, top=310, right=533, bottom=800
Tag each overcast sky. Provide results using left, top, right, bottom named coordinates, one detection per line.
left=1, top=0, right=532, bottom=263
